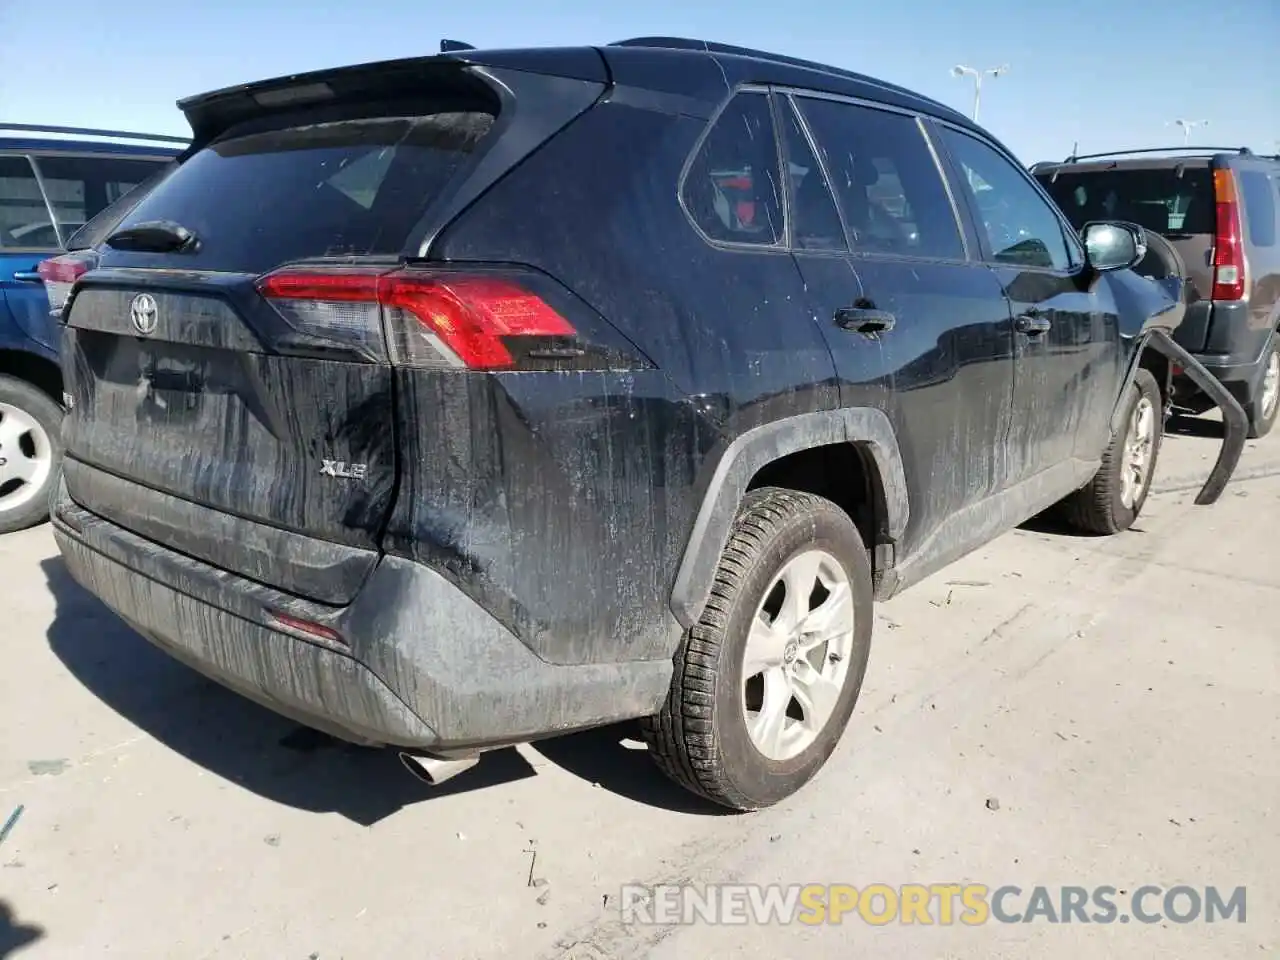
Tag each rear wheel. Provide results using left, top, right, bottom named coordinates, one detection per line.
left=1063, top=368, right=1162, bottom=535
left=0, top=376, right=62, bottom=535
left=1245, top=334, right=1279, bottom=440
left=642, top=488, right=873, bottom=811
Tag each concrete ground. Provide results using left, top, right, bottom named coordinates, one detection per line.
left=1, top=417, right=1276, bottom=960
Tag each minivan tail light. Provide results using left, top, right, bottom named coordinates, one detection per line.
left=1211, top=168, right=1247, bottom=301
left=37, top=252, right=95, bottom=317
left=256, top=267, right=577, bottom=369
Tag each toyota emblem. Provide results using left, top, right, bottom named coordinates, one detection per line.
left=130, top=293, right=159, bottom=336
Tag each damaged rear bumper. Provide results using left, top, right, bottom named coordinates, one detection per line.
left=51, top=480, right=672, bottom=753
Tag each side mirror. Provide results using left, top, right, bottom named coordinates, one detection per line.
left=1082, top=221, right=1147, bottom=272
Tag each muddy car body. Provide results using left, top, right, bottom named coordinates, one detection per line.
left=47, top=38, right=1243, bottom=809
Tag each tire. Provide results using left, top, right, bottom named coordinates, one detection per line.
left=0, top=375, right=63, bottom=535
left=1245, top=334, right=1279, bottom=440
left=642, top=487, right=873, bottom=811
left=1063, top=368, right=1162, bottom=535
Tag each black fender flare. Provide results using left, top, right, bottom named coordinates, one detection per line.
left=669, top=408, right=909, bottom=629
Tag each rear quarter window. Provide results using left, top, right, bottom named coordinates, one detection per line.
left=32, top=154, right=169, bottom=243
left=107, top=111, right=496, bottom=272
left=680, top=92, right=784, bottom=246
left=1239, top=170, right=1277, bottom=248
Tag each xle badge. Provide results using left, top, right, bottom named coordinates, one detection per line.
left=320, top=460, right=368, bottom=481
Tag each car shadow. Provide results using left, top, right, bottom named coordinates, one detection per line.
left=1167, top=413, right=1226, bottom=440
left=1018, top=509, right=1106, bottom=539
left=0, top=900, right=44, bottom=959
left=532, top=724, right=729, bottom=816
left=41, top=558, right=716, bottom=822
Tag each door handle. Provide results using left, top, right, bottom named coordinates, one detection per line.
left=1015, top=312, right=1052, bottom=335
left=835, top=307, right=896, bottom=334
left=12, top=271, right=42, bottom=283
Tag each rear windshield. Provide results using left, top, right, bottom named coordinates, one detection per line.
left=106, top=111, right=495, bottom=271
left=1036, top=167, right=1215, bottom=235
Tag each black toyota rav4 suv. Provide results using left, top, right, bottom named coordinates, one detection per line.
left=46, top=38, right=1243, bottom=811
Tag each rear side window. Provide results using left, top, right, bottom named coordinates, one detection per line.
left=32, top=154, right=169, bottom=243
left=1036, top=167, right=1215, bottom=236
left=65, top=161, right=177, bottom=251
left=681, top=92, right=784, bottom=246
left=795, top=98, right=964, bottom=260
left=1239, top=170, right=1277, bottom=248
left=109, top=112, right=496, bottom=272
left=0, top=155, right=57, bottom=250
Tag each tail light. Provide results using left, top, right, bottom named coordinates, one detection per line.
left=1210, top=168, right=1247, bottom=301
left=37, top=252, right=95, bottom=317
left=257, top=267, right=582, bottom=370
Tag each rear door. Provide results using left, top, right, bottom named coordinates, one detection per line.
left=0, top=154, right=60, bottom=352
left=2, top=151, right=170, bottom=352
left=784, top=93, right=1016, bottom=554
left=61, top=103, right=504, bottom=573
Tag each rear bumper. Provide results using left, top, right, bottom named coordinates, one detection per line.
left=1173, top=299, right=1273, bottom=393
left=52, top=481, right=672, bottom=752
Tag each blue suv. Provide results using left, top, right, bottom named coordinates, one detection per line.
left=0, top=124, right=182, bottom=533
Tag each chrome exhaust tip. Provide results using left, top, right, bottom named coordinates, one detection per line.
left=399, top=751, right=479, bottom=786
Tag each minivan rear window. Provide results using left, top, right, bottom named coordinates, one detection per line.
left=106, top=111, right=495, bottom=272
left=1037, top=168, right=1215, bottom=236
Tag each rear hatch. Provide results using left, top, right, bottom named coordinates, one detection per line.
left=1037, top=161, right=1216, bottom=295
left=59, top=56, right=603, bottom=604
left=1036, top=160, right=1221, bottom=349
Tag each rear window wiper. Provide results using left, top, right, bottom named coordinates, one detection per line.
left=104, top=219, right=200, bottom=253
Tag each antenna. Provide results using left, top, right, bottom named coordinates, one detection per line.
left=440, top=39, right=475, bottom=53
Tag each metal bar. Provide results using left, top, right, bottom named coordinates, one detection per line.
left=23, top=154, right=64, bottom=249
left=1144, top=329, right=1247, bottom=506
left=1063, top=146, right=1252, bottom=162
left=0, top=123, right=188, bottom=144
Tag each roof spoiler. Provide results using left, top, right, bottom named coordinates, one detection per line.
left=176, top=56, right=498, bottom=145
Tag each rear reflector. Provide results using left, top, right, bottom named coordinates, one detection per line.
left=1211, top=168, right=1247, bottom=301
left=37, top=252, right=95, bottom=316
left=265, top=609, right=347, bottom=647
left=256, top=267, right=577, bottom=369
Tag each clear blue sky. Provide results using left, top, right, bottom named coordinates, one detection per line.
left=1, top=0, right=1275, bottom=164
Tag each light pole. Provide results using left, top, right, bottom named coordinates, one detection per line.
left=1168, top=119, right=1209, bottom=145
left=951, top=64, right=1008, bottom=123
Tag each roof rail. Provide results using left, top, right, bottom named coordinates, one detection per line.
left=1058, top=145, right=1254, bottom=163
left=0, top=122, right=188, bottom=144
left=609, top=37, right=962, bottom=118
